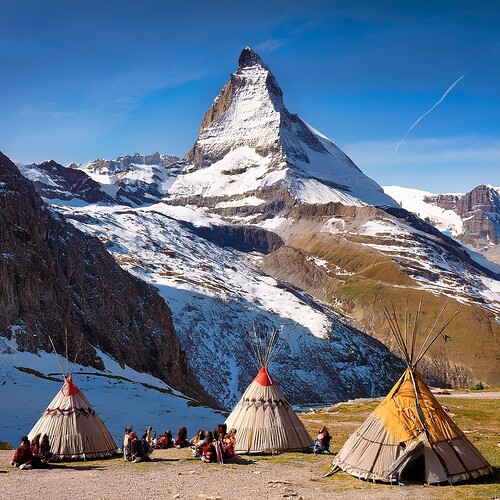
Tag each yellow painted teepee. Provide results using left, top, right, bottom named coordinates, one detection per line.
left=329, top=299, right=492, bottom=484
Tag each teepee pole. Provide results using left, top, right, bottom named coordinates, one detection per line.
left=382, top=304, right=410, bottom=365
left=408, top=365, right=431, bottom=440
left=268, top=323, right=298, bottom=366
left=65, top=327, right=69, bottom=374
left=414, top=307, right=461, bottom=366
left=49, top=335, right=66, bottom=377
left=404, top=300, right=409, bottom=352
left=70, top=332, right=85, bottom=375
left=414, top=305, right=447, bottom=364
left=409, top=296, right=423, bottom=367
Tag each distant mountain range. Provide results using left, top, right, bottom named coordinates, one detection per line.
left=2, top=47, right=499, bottom=438
left=384, top=185, right=500, bottom=265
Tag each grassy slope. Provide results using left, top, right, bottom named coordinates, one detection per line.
left=261, top=233, right=500, bottom=388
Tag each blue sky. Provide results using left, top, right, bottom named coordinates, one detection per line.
left=1, top=0, right=499, bottom=192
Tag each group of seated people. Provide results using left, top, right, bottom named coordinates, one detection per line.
left=123, top=423, right=239, bottom=464
left=11, top=434, right=52, bottom=469
left=191, top=423, right=238, bottom=463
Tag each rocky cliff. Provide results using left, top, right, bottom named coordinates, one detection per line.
left=0, top=152, right=214, bottom=406
left=425, top=185, right=500, bottom=258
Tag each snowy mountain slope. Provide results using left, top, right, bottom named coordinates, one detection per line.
left=383, top=186, right=464, bottom=237
left=384, top=185, right=500, bottom=265
left=17, top=160, right=116, bottom=204
left=0, top=337, right=224, bottom=448
left=255, top=205, right=499, bottom=317
left=81, top=152, right=181, bottom=204
left=49, top=199, right=402, bottom=408
left=6, top=42, right=499, bottom=415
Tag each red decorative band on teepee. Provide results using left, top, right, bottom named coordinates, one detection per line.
left=254, top=366, right=274, bottom=386
left=43, top=406, right=96, bottom=417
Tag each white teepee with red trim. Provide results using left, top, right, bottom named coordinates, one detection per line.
left=225, top=324, right=313, bottom=453
left=28, top=375, right=117, bottom=460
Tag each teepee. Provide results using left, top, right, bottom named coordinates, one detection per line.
left=28, top=335, right=117, bottom=460
left=329, top=299, right=493, bottom=484
left=225, top=324, right=313, bottom=454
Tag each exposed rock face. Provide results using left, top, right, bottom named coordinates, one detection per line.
left=0, top=152, right=213, bottom=405
left=86, top=152, right=179, bottom=174
left=425, top=185, right=500, bottom=251
left=18, top=160, right=115, bottom=203
left=179, top=222, right=284, bottom=254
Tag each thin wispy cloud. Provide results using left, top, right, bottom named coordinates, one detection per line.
left=392, top=43, right=500, bottom=158
left=254, top=38, right=286, bottom=53
left=19, top=100, right=73, bottom=119
left=344, top=136, right=500, bottom=191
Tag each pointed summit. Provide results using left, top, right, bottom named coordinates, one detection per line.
left=238, top=46, right=269, bottom=70
left=172, top=48, right=397, bottom=208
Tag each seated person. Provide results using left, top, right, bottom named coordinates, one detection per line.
left=213, top=423, right=227, bottom=442
left=190, top=429, right=205, bottom=446
left=11, top=436, right=33, bottom=469
left=123, top=426, right=133, bottom=460
left=140, top=433, right=153, bottom=460
left=222, top=428, right=238, bottom=462
left=145, top=426, right=158, bottom=448
left=29, top=434, right=42, bottom=467
left=39, top=434, right=52, bottom=463
left=125, top=432, right=144, bottom=462
left=174, top=426, right=189, bottom=448
left=198, top=431, right=216, bottom=463
left=313, top=426, right=331, bottom=454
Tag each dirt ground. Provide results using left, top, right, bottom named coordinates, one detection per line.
left=0, top=447, right=490, bottom=500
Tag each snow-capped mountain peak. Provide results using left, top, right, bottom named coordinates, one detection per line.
left=172, top=47, right=397, bottom=208
left=238, top=46, right=270, bottom=70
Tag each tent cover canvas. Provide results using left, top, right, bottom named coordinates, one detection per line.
left=225, top=366, right=313, bottom=454
left=332, top=368, right=493, bottom=484
left=28, top=375, right=117, bottom=460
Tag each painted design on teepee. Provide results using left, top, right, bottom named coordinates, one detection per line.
left=225, top=323, right=313, bottom=453
left=328, top=298, right=493, bottom=484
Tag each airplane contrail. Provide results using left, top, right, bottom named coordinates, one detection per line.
left=392, top=44, right=499, bottom=157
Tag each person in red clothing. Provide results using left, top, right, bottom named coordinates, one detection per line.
left=199, top=431, right=216, bottom=463
left=222, top=428, right=238, bottom=462
left=313, top=426, right=331, bottom=454
left=174, top=426, right=189, bottom=448
left=11, top=436, right=33, bottom=469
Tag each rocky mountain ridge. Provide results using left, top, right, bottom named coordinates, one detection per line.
left=384, top=185, right=500, bottom=265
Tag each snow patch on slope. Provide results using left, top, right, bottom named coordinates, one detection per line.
left=384, top=186, right=463, bottom=236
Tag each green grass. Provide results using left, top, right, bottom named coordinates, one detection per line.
left=0, top=440, right=13, bottom=450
